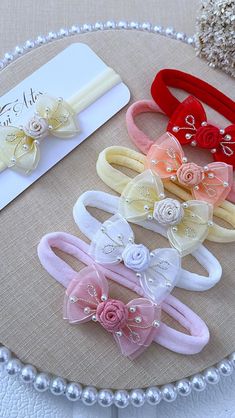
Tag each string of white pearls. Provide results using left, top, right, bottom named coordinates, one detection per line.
left=0, top=19, right=231, bottom=408
left=0, top=21, right=195, bottom=70
left=0, top=345, right=234, bottom=407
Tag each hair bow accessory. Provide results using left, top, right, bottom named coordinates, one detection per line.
left=89, top=214, right=180, bottom=301
left=167, top=96, right=235, bottom=166
left=0, top=95, right=79, bottom=174
left=118, top=169, right=213, bottom=256
left=64, top=265, right=160, bottom=359
left=145, top=131, right=233, bottom=206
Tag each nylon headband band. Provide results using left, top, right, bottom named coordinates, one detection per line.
left=73, top=190, right=222, bottom=291
left=151, top=69, right=235, bottom=122
left=38, top=231, right=209, bottom=354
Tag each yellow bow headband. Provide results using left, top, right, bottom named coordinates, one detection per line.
left=0, top=68, right=121, bottom=174
left=96, top=145, right=235, bottom=243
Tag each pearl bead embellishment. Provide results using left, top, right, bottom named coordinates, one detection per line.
left=134, top=316, right=142, bottom=323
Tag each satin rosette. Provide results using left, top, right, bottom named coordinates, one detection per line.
left=118, top=169, right=213, bottom=256
left=64, top=265, right=160, bottom=359
left=89, top=214, right=181, bottom=303
left=0, top=95, right=79, bottom=174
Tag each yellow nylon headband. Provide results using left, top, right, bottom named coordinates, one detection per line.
left=0, top=68, right=121, bottom=174
left=68, top=67, right=121, bottom=114
left=96, top=145, right=235, bottom=243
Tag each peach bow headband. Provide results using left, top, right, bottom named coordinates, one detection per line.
left=145, top=132, right=233, bottom=207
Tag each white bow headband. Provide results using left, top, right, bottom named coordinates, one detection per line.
left=73, top=190, right=222, bottom=292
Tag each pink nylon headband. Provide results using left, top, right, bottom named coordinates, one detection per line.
left=37, top=232, right=209, bottom=355
left=126, top=99, right=235, bottom=202
left=126, top=100, right=164, bottom=154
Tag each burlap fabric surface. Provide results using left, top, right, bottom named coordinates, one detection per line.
left=0, top=0, right=234, bottom=390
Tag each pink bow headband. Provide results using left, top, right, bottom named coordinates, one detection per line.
left=126, top=100, right=235, bottom=204
left=65, top=265, right=160, bottom=360
left=38, top=232, right=209, bottom=356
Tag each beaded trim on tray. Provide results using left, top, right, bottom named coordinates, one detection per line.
left=0, top=22, right=233, bottom=407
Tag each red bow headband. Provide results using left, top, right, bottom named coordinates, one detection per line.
left=151, top=69, right=235, bottom=167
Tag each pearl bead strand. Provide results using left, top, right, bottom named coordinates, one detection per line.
left=0, top=21, right=195, bottom=70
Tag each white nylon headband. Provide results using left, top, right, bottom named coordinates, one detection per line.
left=73, top=190, right=222, bottom=292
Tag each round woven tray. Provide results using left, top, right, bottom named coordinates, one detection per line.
left=0, top=29, right=234, bottom=391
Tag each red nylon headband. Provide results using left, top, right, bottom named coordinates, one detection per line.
left=149, top=69, right=235, bottom=167
left=151, top=69, right=235, bottom=122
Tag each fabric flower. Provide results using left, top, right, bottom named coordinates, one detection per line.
left=153, top=198, right=184, bottom=226
left=96, top=299, right=128, bottom=333
left=194, top=125, right=221, bottom=149
left=122, top=243, right=150, bottom=272
left=24, top=114, right=49, bottom=139
left=177, top=162, right=204, bottom=187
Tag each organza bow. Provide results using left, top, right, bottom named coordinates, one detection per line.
left=64, top=265, right=160, bottom=359
left=167, top=96, right=235, bottom=167
left=89, top=214, right=180, bottom=301
left=0, top=95, right=79, bottom=174
left=118, top=170, right=213, bottom=256
left=145, top=131, right=233, bottom=206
